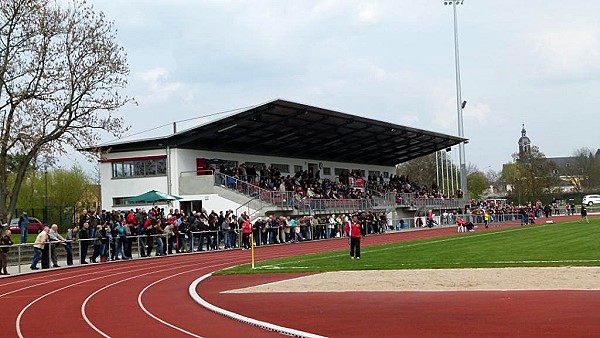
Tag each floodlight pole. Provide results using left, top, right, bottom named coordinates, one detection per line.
left=445, top=0, right=468, bottom=195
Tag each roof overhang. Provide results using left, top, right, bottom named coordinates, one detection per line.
left=88, top=99, right=466, bottom=166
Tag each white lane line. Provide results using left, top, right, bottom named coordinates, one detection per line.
left=15, top=262, right=168, bottom=338
left=15, top=258, right=199, bottom=338
left=189, top=273, right=327, bottom=338
left=269, top=223, right=557, bottom=268
left=82, top=263, right=212, bottom=338
left=134, top=260, right=238, bottom=338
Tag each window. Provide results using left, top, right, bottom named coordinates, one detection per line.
left=353, top=169, right=365, bottom=177
left=271, top=163, right=290, bottom=173
left=113, top=197, right=129, bottom=206
left=384, top=172, right=389, bottom=178
left=111, top=158, right=167, bottom=178
left=334, top=168, right=347, bottom=175
left=368, top=171, right=380, bottom=178
left=245, top=161, right=265, bottom=169
left=294, top=165, right=303, bottom=174
left=323, top=167, right=331, bottom=175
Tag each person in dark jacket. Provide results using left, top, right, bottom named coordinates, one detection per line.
left=579, top=206, right=589, bottom=224
left=79, top=222, right=90, bottom=264
left=0, top=228, right=13, bottom=274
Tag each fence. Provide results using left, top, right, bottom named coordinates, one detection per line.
left=215, top=172, right=384, bottom=214
left=11, top=206, right=77, bottom=232
left=1, top=211, right=530, bottom=272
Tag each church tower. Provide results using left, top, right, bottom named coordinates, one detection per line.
left=518, top=124, right=531, bottom=156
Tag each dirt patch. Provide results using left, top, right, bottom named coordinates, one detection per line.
left=225, top=267, right=600, bottom=293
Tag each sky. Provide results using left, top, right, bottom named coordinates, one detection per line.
left=68, top=0, right=600, bottom=174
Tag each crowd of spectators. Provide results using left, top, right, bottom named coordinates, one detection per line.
left=464, top=198, right=579, bottom=225
left=73, top=207, right=388, bottom=262
left=217, top=163, right=466, bottom=203
left=219, top=164, right=374, bottom=201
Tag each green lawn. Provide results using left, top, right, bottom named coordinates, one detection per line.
left=219, top=218, right=600, bottom=274
left=9, top=234, right=39, bottom=243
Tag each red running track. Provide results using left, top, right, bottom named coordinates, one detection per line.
left=1, top=216, right=598, bottom=337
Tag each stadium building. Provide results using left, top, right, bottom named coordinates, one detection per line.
left=88, top=99, right=467, bottom=221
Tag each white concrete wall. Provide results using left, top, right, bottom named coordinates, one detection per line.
left=174, top=148, right=394, bottom=181
left=100, top=149, right=168, bottom=209
left=100, top=147, right=395, bottom=212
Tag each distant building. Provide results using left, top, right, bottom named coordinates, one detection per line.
left=518, top=124, right=531, bottom=156
left=516, top=125, right=599, bottom=192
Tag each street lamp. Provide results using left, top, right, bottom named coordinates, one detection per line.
left=443, top=0, right=468, bottom=195
left=44, top=164, right=48, bottom=224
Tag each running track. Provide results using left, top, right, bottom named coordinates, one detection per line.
left=1, top=217, right=599, bottom=337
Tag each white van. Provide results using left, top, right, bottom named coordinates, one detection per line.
left=582, top=195, right=600, bottom=206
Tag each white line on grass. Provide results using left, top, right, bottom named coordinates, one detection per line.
left=259, top=223, right=565, bottom=270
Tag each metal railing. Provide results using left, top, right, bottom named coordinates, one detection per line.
left=214, top=172, right=379, bottom=214
left=0, top=211, right=535, bottom=273
left=213, top=172, right=474, bottom=214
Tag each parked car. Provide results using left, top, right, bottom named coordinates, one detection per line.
left=582, top=195, right=600, bottom=206
left=9, top=217, right=45, bottom=234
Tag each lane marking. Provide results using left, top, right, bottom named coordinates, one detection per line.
left=189, top=274, right=327, bottom=338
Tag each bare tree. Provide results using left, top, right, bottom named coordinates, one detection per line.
left=0, top=0, right=131, bottom=221
left=566, top=147, right=600, bottom=192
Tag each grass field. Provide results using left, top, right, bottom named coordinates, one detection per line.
left=219, top=218, right=600, bottom=275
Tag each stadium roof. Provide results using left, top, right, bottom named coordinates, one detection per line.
left=90, top=99, right=467, bottom=166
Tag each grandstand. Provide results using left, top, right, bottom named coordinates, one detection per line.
left=86, top=99, right=469, bottom=222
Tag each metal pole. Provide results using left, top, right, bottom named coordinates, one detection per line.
left=44, top=166, right=48, bottom=224
left=445, top=0, right=468, bottom=194
left=444, top=152, right=452, bottom=197
left=440, top=152, right=445, bottom=196
left=435, top=151, right=440, bottom=192
left=455, top=151, right=460, bottom=194
left=450, top=151, right=455, bottom=195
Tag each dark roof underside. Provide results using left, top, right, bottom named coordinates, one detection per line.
left=99, top=100, right=466, bottom=166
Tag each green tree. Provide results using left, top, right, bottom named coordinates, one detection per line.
left=467, top=171, right=488, bottom=200
left=16, top=165, right=91, bottom=224
left=507, top=146, right=559, bottom=203
left=397, top=151, right=471, bottom=197
left=0, top=0, right=131, bottom=222
left=396, top=153, right=438, bottom=190
left=564, top=147, right=600, bottom=192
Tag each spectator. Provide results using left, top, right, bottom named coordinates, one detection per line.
left=48, top=224, right=66, bottom=268
left=90, top=224, right=103, bottom=263
left=64, top=226, right=78, bottom=266
left=79, top=222, right=90, bottom=264
left=30, top=226, right=50, bottom=270
left=18, top=210, right=29, bottom=244
left=0, top=228, right=13, bottom=275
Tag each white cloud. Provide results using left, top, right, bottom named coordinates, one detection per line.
left=137, top=68, right=194, bottom=103
left=432, top=95, right=491, bottom=132
left=357, top=1, right=383, bottom=25
left=463, top=102, right=490, bottom=122
left=398, top=114, right=420, bottom=125
left=531, top=23, right=600, bottom=77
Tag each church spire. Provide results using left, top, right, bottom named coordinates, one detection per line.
left=518, top=124, right=531, bottom=155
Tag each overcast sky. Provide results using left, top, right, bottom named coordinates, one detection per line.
left=76, top=0, right=600, bottom=174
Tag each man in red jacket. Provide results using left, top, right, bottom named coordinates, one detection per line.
left=345, top=215, right=363, bottom=259
left=241, top=216, right=253, bottom=250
